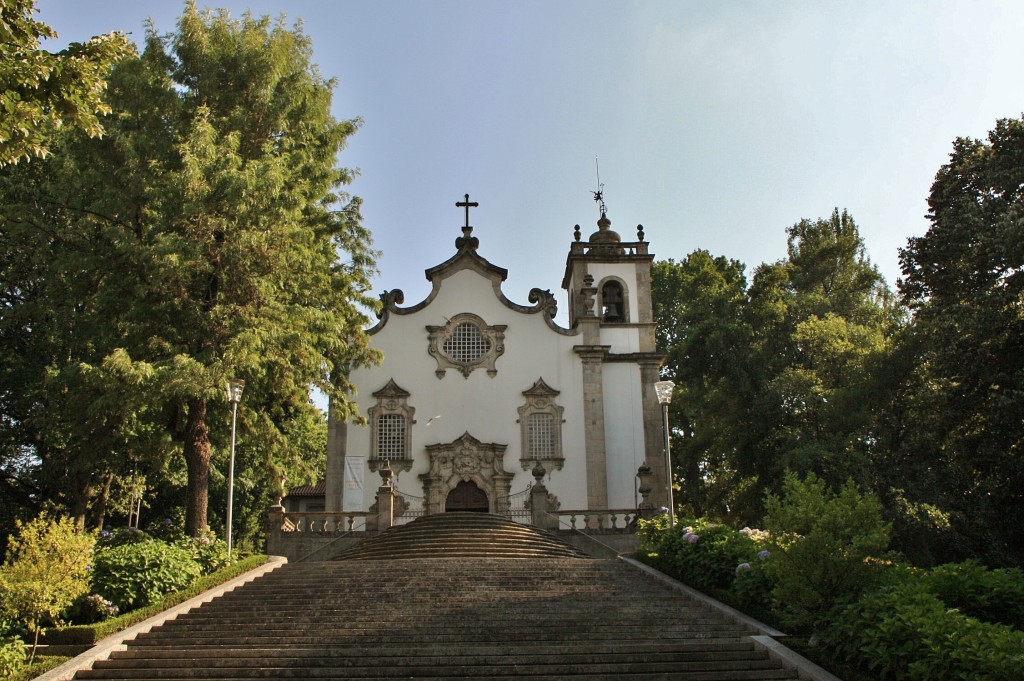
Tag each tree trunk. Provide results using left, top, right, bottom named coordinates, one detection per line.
left=90, top=471, right=114, bottom=531
left=183, top=398, right=211, bottom=537
left=70, top=466, right=93, bottom=532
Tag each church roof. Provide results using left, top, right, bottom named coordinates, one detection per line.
left=286, top=479, right=326, bottom=497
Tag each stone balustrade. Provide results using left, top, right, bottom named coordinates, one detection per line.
left=277, top=511, right=371, bottom=534
left=552, top=509, right=639, bottom=532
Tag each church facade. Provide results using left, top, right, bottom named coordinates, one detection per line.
left=322, top=199, right=668, bottom=523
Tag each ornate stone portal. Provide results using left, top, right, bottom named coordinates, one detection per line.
left=421, top=432, right=513, bottom=515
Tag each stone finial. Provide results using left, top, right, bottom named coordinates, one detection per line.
left=573, top=224, right=581, bottom=242
left=531, top=460, right=546, bottom=484
left=588, top=212, right=621, bottom=244
left=637, top=224, right=645, bottom=241
left=580, top=274, right=597, bottom=317
left=636, top=463, right=654, bottom=514
left=379, top=460, right=394, bottom=488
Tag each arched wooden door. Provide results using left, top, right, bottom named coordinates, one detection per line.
left=445, top=480, right=489, bottom=513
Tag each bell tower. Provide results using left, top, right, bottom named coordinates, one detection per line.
left=561, top=194, right=668, bottom=510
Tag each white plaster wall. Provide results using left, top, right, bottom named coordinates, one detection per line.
left=601, top=362, right=647, bottom=509
left=345, top=268, right=590, bottom=512
left=600, top=327, right=641, bottom=353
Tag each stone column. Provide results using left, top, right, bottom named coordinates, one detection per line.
left=325, top=401, right=347, bottom=512
left=265, top=502, right=284, bottom=557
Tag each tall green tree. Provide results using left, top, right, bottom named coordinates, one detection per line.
left=0, top=0, right=130, bottom=165
left=653, top=210, right=902, bottom=523
left=746, top=210, right=899, bottom=491
left=0, top=4, right=379, bottom=536
left=899, top=114, right=1024, bottom=566
left=652, top=251, right=753, bottom=517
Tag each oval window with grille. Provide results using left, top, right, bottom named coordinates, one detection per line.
left=442, top=322, right=491, bottom=364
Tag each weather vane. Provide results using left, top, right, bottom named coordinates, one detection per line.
left=592, top=157, right=607, bottom=216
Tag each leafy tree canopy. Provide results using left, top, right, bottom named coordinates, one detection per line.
left=0, top=2, right=379, bottom=538
left=898, top=114, right=1024, bottom=566
left=0, top=0, right=131, bottom=165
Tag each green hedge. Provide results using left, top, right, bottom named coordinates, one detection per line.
left=43, top=555, right=267, bottom=645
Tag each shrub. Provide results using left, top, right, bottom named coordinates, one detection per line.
left=637, top=515, right=770, bottom=597
left=763, top=472, right=890, bottom=633
left=732, top=549, right=774, bottom=614
left=924, top=560, right=1024, bottom=629
left=0, top=634, right=25, bottom=677
left=0, top=513, right=94, bottom=662
left=91, top=541, right=201, bottom=611
left=44, top=555, right=266, bottom=645
left=826, top=578, right=1024, bottom=681
left=95, top=527, right=153, bottom=549
left=65, top=593, right=119, bottom=625
left=173, top=530, right=231, bottom=575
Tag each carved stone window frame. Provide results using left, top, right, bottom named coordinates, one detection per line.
left=426, top=312, right=507, bottom=379
left=517, top=378, right=565, bottom=474
left=368, top=379, right=415, bottom=473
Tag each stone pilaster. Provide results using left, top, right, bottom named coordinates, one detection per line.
left=639, top=359, right=669, bottom=509
left=325, top=400, right=347, bottom=512
left=575, top=344, right=610, bottom=510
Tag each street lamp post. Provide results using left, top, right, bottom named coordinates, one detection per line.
left=654, top=380, right=676, bottom=528
left=226, top=379, right=245, bottom=557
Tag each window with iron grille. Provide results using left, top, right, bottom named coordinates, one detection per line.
left=368, top=379, right=415, bottom=473
left=527, top=413, right=556, bottom=459
left=376, top=413, right=406, bottom=460
left=518, top=378, right=564, bottom=472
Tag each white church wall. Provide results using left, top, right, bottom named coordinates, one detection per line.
left=599, top=327, right=641, bottom=354
left=343, top=266, right=591, bottom=512
left=601, top=363, right=647, bottom=509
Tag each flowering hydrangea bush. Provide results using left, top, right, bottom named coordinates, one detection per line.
left=66, top=593, right=119, bottom=624
left=91, top=540, right=201, bottom=611
left=637, top=515, right=769, bottom=594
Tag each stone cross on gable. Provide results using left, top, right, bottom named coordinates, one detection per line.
left=455, top=194, right=480, bottom=251
left=456, top=194, right=478, bottom=232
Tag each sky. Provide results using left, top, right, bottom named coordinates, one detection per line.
left=36, top=1, right=1024, bottom=322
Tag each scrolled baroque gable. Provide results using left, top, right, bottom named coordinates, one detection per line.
left=426, top=312, right=507, bottom=379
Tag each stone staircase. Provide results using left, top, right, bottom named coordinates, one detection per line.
left=334, top=511, right=590, bottom=560
left=75, top=513, right=798, bottom=680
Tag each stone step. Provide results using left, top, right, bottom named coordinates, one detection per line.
left=96, top=649, right=772, bottom=668
left=81, top=667, right=798, bottom=679
left=78, top=660, right=796, bottom=679
left=107, top=640, right=759, bottom=659
left=129, top=629, right=755, bottom=646
left=334, top=512, right=589, bottom=560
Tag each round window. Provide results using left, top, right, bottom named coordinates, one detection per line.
left=443, top=322, right=491, bottom=364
